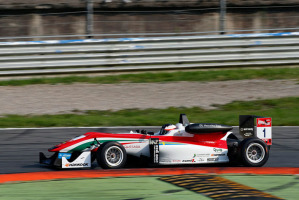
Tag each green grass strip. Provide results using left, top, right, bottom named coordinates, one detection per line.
left=0, top=177, right=204, bottom=200
left=0, top=176, right=297, bottom=200
left=0, top=67, right=298, bottom=86
left=0, top=97, right=297, bottom=127
left=222, top=175, right=299, bottom=200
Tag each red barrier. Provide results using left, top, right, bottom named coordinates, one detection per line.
left=1, top=167, right=298, bottom=184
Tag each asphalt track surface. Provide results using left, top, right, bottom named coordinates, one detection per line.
left=0, top=126, right=298, bottom=174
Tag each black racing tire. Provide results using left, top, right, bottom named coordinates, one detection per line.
left=96, top=142, right=127, bottom=169
left=240, top=138, right=269, bottom=167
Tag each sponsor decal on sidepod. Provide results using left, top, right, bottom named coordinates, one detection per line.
left=213, top=148, right=222, bottom=153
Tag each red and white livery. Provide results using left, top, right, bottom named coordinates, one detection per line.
left=40, top=114, right=272, bottom=169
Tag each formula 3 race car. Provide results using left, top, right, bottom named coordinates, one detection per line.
left=40, top=114, right=272, bottom=169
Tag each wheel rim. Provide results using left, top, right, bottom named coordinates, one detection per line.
left=246, top=143, right=265, bottom=164
left=105, top=146, right=123, bottom=167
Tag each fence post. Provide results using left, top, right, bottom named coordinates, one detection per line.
left=219, top=0, right=226, bottom=35
left=86, top=0, right=94, bottom=38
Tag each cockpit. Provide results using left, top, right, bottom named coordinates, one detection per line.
left=154, top=114, right=192, bottom=136
left=155, top=123, right=186, bottom=136
left=131, top=114, right=192, bottom=136
left=158, top=124, right=176, bottom=135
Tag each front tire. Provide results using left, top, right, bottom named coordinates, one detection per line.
left=96, top=142, right=127, bottom=169
left=240, top=138, right=269, bottom=167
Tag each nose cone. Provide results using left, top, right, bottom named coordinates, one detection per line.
left=48, top=134, right=88, bottom=152
left=48, top=144, right=61, bottom=152
left=48, top=142, right=68, bottom=152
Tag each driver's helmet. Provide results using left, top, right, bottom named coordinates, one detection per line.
left=160, top=124, right=176, bottom=135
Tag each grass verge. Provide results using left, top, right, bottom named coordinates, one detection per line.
left=0, top=67, right=298, bottom=86
left=222, top=175, right=298, bottom=200
left=0, top=176, right=297, bottom=200
left=0, top=97, right=297, bottom=127
left=0, top=177, right=206, bottom=200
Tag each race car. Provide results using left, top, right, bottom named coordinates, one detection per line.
left=40, top=114, right=272, bottom=169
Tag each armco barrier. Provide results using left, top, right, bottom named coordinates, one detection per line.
left=0, top=32, right=299, bottom=77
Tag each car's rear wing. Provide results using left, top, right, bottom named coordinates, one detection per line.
left=239, top=115, right=272, bottom=145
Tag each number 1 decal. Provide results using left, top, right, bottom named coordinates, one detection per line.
left=256, top=117, right=272, bottom=145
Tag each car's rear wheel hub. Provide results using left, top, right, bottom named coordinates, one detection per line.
left=246, top=143, right=265, bottom=163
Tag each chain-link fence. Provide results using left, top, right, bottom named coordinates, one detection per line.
left=0, top=2, right=299, bottom=41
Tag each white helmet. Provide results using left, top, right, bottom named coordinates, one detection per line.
left=160, top=124, right=176, bottom=135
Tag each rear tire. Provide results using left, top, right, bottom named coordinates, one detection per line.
left=240, top=138, right=269, bottom=167
left=96, top=142, right=127, bottom=169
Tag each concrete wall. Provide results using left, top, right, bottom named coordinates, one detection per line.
left=0, top=1, right=298, bottom=40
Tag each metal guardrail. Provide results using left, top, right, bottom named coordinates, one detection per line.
left=0, top=32, right=299, bottom=77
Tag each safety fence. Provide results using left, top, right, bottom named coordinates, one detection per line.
left=1, top=3, right=299, bottom=41
left=0, top=32, right=299, bottom=77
